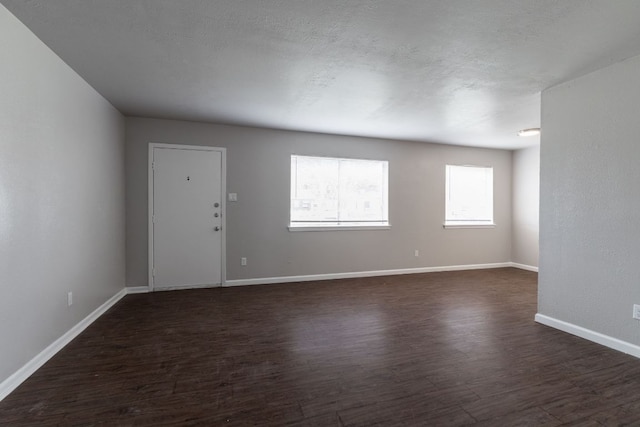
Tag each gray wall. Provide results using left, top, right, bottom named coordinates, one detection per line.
left=126, top=117, right=513, bottom=286
left=0, top=5, right=125, bottom=385
left=539, top=54, right=640, bottom=345
left=512, top=146, right=540, bottom=268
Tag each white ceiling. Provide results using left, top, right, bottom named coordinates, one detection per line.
left=5, top=1, right=640, bottom=149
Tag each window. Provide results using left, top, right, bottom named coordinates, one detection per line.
left=445, top=165, right=494, bottom=228
left=290, top=155, right=389, bottom=230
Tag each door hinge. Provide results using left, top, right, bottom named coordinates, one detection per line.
left=152, top=268, right=155, bottom=277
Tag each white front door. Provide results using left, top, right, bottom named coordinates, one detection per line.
left=149, top=144, right=225, bottom=290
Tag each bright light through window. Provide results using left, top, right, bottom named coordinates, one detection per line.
left=445, top=165, right=494, bottom=227
left=290, top=155, right=389, bottom=228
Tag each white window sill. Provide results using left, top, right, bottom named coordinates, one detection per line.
left=289, top=222, right=391, bottom=232
left=443, top=222, right=496, bottom=229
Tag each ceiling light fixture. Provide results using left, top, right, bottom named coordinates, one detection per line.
left=518, top=128, right=541, bottom=137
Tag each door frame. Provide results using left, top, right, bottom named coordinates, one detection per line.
left=148, top=142, right=227, bottom=291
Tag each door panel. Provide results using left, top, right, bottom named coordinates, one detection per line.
left=151, top=146, right=223, bottom=289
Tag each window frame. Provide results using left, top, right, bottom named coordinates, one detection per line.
left=444, top=164, right=495, bottom=229
left=288, top=154, right=391, bottom=231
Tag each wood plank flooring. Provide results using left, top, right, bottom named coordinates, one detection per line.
left=2, top=268, right=640, bottom=426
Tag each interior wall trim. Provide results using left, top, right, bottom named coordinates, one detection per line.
left=224, top=262, right=514, bottom=287
left=126, top=262, right=536, bottom=291
left=510, top=262, right=539, bottom=272
left=535, top=313, right=640, bottom=359
left=0, top=287, right=134, bottom=402
left=125, top=286, right=150, bottom=294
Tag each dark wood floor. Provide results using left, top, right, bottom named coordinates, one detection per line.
left=2, top=268, right=640, bottom=426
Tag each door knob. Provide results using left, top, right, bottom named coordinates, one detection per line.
left=214, top=226, right=221, bottom=231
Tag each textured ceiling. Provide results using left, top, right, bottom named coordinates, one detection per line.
left=5, top=0, right=640, bottom=149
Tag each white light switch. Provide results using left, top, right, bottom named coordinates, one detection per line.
left=228, top=193, right=238, bottom=202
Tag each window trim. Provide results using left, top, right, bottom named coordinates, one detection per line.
left=289, top=154, right=390, bottom=231
left=444, top=164, right=494, bottom=229
left=288, top=222, right=391, bottom=232
left=442, top=221, right=496, bottom=229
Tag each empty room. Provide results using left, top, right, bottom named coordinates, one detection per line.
left=3, top=1, right=640, bottom=425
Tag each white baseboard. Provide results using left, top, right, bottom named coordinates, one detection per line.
left=225, top=262, right=513, bottom=287
left=535, top=314, right=640, bottom=359
left=153, top=283, right=222, bottom=292
left=510, top=262, right=539, bottom=272
left=0, top=287, right=133, bottom=402
left=125, top=286, right=150, bottom=294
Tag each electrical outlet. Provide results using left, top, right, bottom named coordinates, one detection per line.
left=67, top=291, right=73, bottom=307
left=414, top=249, right=419, bottom=257
left=241, top=257, right=247, bottom=266
left=633, top=304, right=640, bottom=320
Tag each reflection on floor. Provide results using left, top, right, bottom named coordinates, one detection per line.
left=2, top=268, right=639, bottom=425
